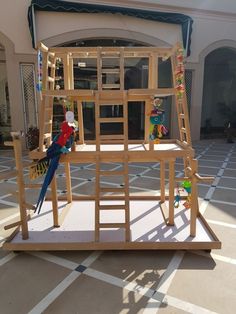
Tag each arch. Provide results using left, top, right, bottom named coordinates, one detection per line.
left=0, top=30, right=15, bottom=55
left=199, top=40, right=236, bottom=62
left=42, top=28, right=171, bottom=48
left=190, top=40, right=236, bottom=140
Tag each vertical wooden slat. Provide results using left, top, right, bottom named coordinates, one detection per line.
left=65, top=162, right=72, bottom=203
left=63, top=53, right=70, bottom=90
left=120, top=48, right=124, bottom=90
left=97, top=48, right=102, bottom=90
left=77, top=99, right=84, bottom=144
left=38, top=96, right=48, bottom=151
left=69, top=55, right=74, bottom=90
left=123, top=91, right=128, bottom=151
left=13, top=136, right=29, bottom=239
left=160, top=160, right=165, bottom=202
left=168, top=159, right=175, bottom=225
left=95, top=93, right=100, bottom=151
left=148, top=52, right=158, bottom=89
left=190, top=159, right=199, bottom=237
left=124, top=154, right=130, bottom=242
left=51, top=175, right=59, bottom=227
left=42, top=51, right=48, bottom=90
left=95, top=155, right=100, bottom=241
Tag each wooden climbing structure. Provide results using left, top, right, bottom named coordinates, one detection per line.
left=2, top=42, right=221, bottom=251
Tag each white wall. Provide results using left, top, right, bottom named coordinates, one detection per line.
left=35, top=11, right=181, bottom=47
left=187, top=14, right=236, bottom=63
left=0, top=0, right=34, bottom=53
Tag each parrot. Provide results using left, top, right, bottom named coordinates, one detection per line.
left=35, top=111, right=76, bottom=214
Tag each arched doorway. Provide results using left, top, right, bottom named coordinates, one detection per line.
left=53, top=38, right=172, bottom=140
left=0, top=43, right=11, bottom=147
left=201, top=47, right=236, bottom=139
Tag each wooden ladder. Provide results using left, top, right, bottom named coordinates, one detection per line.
left=171, top=46, right=192, bottom=146
left=94, top=92, right=130, bottom=242
left=97, top=47, right=124, bottom=91
left=1, top=133, right=41, bottom=239
left=38, top=46, right=57, bottom=151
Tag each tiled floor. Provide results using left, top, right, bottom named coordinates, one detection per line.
left=0, top=139, right=236, bottom=314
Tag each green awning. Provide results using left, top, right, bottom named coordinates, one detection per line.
left=28, top=0, right=193, bottom=56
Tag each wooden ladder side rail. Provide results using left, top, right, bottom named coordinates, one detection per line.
left=95, top=155, right=100, bottom=242
left=6, top=135, right=29, bottom=239
left=124, top=154, right=130, bottom=242
left=160, top=160, right=166, bottom=203
left=170, top=51, right=192, bottom=145
left=168, top=158, right=175, bottom=226
left=144, top=97, right=154, bottom=150
left=97, top=48, right=102, bottom=91
left=123, top=91, right=129, bottom=151
left=119, top=48, right=124, bottom=90
left=76, top=99, right=85, bottom=144
left=148, top=52, right=158, bottom=89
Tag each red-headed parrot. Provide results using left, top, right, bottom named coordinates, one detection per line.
left=35, top=111, right=76, bottom=214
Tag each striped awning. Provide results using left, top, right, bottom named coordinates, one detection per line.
left=28, top=0, right=193, bottom=56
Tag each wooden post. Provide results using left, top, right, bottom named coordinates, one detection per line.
left=168, top=159, right=175, bottom=225
left=13, top=135, right=29, bottom=239
left=160, top=160, right=165, bottom=202
left=120, top=48, right=124, bottom=90
left=190, top=159, right=199, bottom=237
left=77, top=99, right=84, bottom=144
left=63, top=53, right=70, bottom=90
left=69, top=55, right=74, bottom=90
left=65, top=162, right=72, bottom=203
left=95, top=155, right=100, bottom=241
left=51, top=175, right=59, bottom=227
left=97, top=48, right=102, bottom=90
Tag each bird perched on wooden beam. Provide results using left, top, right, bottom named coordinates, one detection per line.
left=34, top=111, right=76, bottom=214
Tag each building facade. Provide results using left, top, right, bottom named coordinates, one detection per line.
left=0, top=0, right=236, bottom=146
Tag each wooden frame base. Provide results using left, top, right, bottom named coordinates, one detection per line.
left=3, top=201, right=221, bottom=251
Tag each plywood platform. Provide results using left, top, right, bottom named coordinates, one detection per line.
left=3, top=201, right=221, bottom=251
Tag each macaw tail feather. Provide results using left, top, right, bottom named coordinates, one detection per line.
left=35, top=155, right=60, bottom=214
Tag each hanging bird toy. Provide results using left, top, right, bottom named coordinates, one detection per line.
left=181, top=180, right=192, bottom=209
left=149, top=97, right=168, bottom=143
left=36, top=50, right=43, bottom=92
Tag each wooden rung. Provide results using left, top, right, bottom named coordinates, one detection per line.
left=4, top=220, right=22, bottom=230
left=0, top=170, right=18, bottom=180
left=100, top=134, right=125, bottom=140
left=48, top=52, right=55, bottom=57
left=99, top=223, right=126, bottom=228
left=101, top=52, right=120, bottom=57
left=45, top=121, right=53, bottom=125
left=47, top=61, right=56, bottom=68
left=98, top=117, right=124, bottom=123
left=179, top=114, right=185, bottom=118
left=159, top=201, right=169, bottom=225
left=47, top=76, right=55, bottom=83
left=102, top=84, right=120, bottom=89
left=99, top=204, right=126, bottom=210
left=102, top=69, right=120, bottom=74
left=24, top=183, right=42, bottom=189
left=100, top=187, right=125, bottom=193
left=180, top=128, right=186, bottom=133
left=4, top=214, right=31, bottom=230
left=4, top=141, right=14, bottom=147
left=100, top=170, right=125, bottom=176
left=44, top=133, right=51, bottom=138
left=97, top=101, right=123, bottom=106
